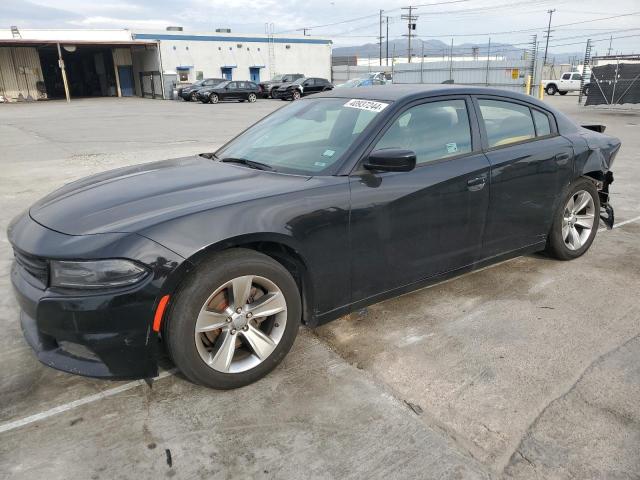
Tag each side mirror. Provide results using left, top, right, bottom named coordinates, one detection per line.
left=364, top=149, right=416, bottom=172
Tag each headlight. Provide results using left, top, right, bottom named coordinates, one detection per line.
left=50, top=259, right=149, bottom=289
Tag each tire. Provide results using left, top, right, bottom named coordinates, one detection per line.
left=583, top=85, right=590, bottom=96
left=292, top=90, right=301, bottom=101
left=545, top=84, right=558, bottom=95
left=164, top=248, right=301, bottom=389
left=190, top=92, right=198, bottom=101
left=210, top=93, right=219, bottom=104
left=545, top=178, right=600, bottom=260
left=248, top=93, right=257, bottom=103
left=559, top=91, right=568, bottom=96
left=269, top=88, right=276, bottom=99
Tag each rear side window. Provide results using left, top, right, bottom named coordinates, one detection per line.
left=532, top=109, right=552, bottom=137
left=478, top=99, right=535, bottom=148
left=374, top=99, right=472, bottom=165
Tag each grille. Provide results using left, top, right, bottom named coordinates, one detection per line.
left=14, top=249, right=49, bottom=286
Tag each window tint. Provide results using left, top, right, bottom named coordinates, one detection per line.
left=571, top=73, right=582, bottom=80
left=227, top=82, right=237, bottom=89
left=562, top=73, right=571, bottom=80
left=304, top=79, right=316, bottom=86
left=532, top=109, right=552, bottom=137
left=478, top=99, right=535, bottom=147
left=374, top=99, right=472, bottom=165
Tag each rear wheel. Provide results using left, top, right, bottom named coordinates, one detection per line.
left=165, top=249, right=301, bottom=389
left=210, top=94, right=219, bottom=104
left=545, top=84, right=558, bottom=95
left=545, top=178, right=600, bottom=260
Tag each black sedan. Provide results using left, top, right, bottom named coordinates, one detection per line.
left=178, top=78, right=225, bottom=101
left=196, top=80, right=260, bottom=104
left=272, top=77, right=333, bottom=100
left=8, top=86, right=620, bottom=389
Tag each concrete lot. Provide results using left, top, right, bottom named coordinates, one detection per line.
left=0, top=95, right=638, bottom=479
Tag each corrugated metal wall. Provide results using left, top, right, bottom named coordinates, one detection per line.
left=113, top=47, right=132, bottom=66
left=0, top=47, right=45, bottom=100
left=392, top=59, right=540, bottom=93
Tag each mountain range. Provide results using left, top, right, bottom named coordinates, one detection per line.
left=332, top=38, right=582, bottom=64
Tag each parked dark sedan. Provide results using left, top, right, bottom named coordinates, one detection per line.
left=8, top=86, right=620, bottom=389
left=196, top=81, right=260, bottom=104
left=178, top=78, right=225, bottom=101
left=259, top=73, right=304, bottom=98
left=272, top=77, right=333, bottom=100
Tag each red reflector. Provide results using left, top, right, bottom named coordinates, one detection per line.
left=152, top=295, right=170, bottom=332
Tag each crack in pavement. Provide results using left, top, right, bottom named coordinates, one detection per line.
left=500, top=331, right=640, bottom=476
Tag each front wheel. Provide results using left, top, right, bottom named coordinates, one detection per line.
left=559, top=90, right=568, bottom=96
left=545, top=178, right=600, bottom=260
left=209, top=93, right=219, bottom=104
left=292, top=90, right=301, bottom=101
left=545, top=84, right=557, bottom=95
left=248, top=93, right=257, bottom=103
left=164, top=249, right=301, bottom=389
left=190, top=92, right=198, bottom=101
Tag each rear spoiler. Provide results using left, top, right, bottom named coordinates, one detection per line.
left=582, top=124, right=606, bottom=133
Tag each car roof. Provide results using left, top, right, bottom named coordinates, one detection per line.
left=315, top=84, right=551, bottom=109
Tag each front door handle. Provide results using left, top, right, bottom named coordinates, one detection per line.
left=467, top=176, right=486, bottom=191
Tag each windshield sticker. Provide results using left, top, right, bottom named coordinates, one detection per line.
left=322, top=149, right=335, bottom=157
left=446, top=142, right=458, bottom=154
left=344, top=99, right=389, bottom=113
left=314, top=161, right=327, bottom=167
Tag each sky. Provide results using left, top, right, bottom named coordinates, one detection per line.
left=1, top=0, right=639, bottom=55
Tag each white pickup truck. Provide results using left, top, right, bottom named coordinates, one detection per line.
left=544, top=71, right=591, bottom=95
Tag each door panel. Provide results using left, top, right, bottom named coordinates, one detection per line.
left=117, top=66, right=134, bottom=96
left=349, top=155, right=490, bottom=301
left=348, top=97, right=489, bottom=302
left=481, top=136, right=574, bottom=256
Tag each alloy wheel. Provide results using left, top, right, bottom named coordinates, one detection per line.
left=210, top=94, right=219, bottom=104
left=194, top=275, right=288, bottom=373
left=248, top=93, right=257, bottom=103
left=562, top=190, right=596, bottom=250
left=292, top=90, right=301, bottom=100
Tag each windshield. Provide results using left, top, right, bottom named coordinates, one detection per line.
left=271, top=75, right=283, bottom=81
left=193, top=80, right=205, bottom=86
left=216, top=81, right=230, bottom=88
left=215, top=97, right=388, bottom=175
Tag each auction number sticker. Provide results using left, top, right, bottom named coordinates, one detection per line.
left=344, top=99, right=389, bottom=113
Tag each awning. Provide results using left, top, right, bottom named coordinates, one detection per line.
left=250, top=65, right=266, bottom=68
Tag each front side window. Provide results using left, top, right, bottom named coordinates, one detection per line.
left=478, top=99, right=535, bottom=148
left=373, top=99, right=472, bottom=165
left=562, top=73, right=571, bottom=80
left=216, top=98, right=387, bottom=175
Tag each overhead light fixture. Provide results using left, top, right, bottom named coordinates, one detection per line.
left=63, top=45, right=77, bottom=53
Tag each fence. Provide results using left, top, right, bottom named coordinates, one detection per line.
left=332, top=59, right=542, bottom=94
left=392, top=59, right=539, bottom=93
left=585, top=62, right=640, bottom=106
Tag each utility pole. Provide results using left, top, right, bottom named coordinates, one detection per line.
left=379, top=10, right=384, bottom=67
left=607, top=35, right=613, bottom=56
left=401, top=6, right=418, bottom=63
left=542, top=8, right=555, bottom=67
left=386, top=16, right=390, bottom=66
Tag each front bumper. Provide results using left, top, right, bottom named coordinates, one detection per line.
left=8, top=213, right=185, bottom=379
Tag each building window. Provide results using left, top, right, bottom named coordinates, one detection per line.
left=179, top=72, right=189, bottom=82
left=229, top=47, right=232, bottom=50
left=237, top=44, right=242, bottom=48
left=257, top=47, right=261, bottom=51
left=247, top=47, right=250, bottom=51
left=186, top=46, right=189, bottom=50
left=196, top=71, right=203, bottom=80
left=285, top=45, right=291, bottom=49
left=172, top=45, right=176, bottom=50
left=218, top=46, right=221, bottom=51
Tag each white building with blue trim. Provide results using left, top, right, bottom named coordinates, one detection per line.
left=0, top=27, right=331, bottom=102
left=133, top=30, right=332, bottom=85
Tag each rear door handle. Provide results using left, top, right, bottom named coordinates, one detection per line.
left=555, top=152, right=570, bottom=165
left=467, top=176, right=486, bottom=191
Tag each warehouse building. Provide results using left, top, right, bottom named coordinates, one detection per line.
left=0, top=27, right=331, bottom=102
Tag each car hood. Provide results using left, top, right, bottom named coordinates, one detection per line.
left=278, top=82, right=299, bottom=89
left=29, top=156, right=311, bottom=235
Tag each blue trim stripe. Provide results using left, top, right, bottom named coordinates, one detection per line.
left=134, top=33, right=331, bottom=45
